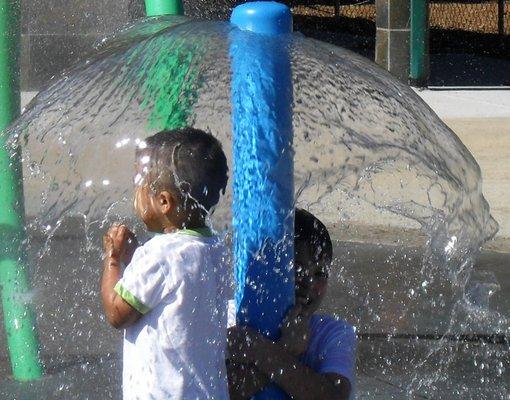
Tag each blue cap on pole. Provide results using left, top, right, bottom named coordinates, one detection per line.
left=231, top=1, right=293, bottom=35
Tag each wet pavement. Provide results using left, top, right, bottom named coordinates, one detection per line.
left=1, top=337, right=508, bottom=399
left=1, top=231, right=508, bottom=399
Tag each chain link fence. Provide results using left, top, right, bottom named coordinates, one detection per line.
left=292, top=1, right=509, bottom=35
left=291, top=1, right=375, bottom=20
left=430, top=1, right=509, bottom=35
left=290, top=0, right=510, bottom=84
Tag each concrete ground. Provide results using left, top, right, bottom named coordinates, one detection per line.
left=413, top=89, right=510, bottom=251
left=2, top=336, right=507, bottom=399
left=445, top=118, right=510, bottom=249
left=1, top=236, right=508, bottom=399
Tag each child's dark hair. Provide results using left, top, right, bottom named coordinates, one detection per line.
left=295, top=209, right=333, bottom=265
left=136, top=128, right=228, bottom=213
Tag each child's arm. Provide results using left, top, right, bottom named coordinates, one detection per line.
left=228, top=325, right=349, bottom=400
left=228, top=298, right=351, bottom=400
left=226, top=360, right=270, bottom=400
left=101, top=224, right=142, bottom=329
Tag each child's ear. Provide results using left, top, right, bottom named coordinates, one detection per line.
left=158, top=191, right=176, bottom=214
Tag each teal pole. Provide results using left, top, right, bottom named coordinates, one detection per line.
left=409, top=0, right=429, bottom=87
left=145, top=0, right=184, bottom=16
left=0, top=0, right=43, bottom=381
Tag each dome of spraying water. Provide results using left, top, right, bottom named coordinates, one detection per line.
left=1, top=15, right=506, bottom=398
left=12, top=16, right=497, bottom=245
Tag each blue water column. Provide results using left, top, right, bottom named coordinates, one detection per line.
left=230, top=2, right=294, bottom=398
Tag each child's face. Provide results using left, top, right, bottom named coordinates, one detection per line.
left=294, top=240, right=329, bottom=307
left=134, top=184, right=164, bottom=232
left=133, top=157, right=170, bottom=233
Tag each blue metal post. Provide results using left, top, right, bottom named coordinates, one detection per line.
left=230, top=2, right=294, bottom=398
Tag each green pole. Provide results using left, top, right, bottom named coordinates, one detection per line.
left=139, top=0, right=203, bottom=132
left=0, top=0, right=43, bottom=381
left=409, top=0, right=429, bottom=87
left=145, top=0, right=184, bottom=17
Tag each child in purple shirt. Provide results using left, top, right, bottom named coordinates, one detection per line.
left=227, top=209, right=356, bottom=400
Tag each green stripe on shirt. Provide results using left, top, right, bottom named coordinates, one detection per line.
left=114, top=282, right=151, bottom=314
left=179, top=227, right=213, bottom=237
left=153, top=227, right=213, bottom=238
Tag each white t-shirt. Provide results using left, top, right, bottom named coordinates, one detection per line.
left=114, top=228, right=230, bottom=400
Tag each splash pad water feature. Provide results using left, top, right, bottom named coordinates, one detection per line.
left=0, top=1, right=508, bottom=399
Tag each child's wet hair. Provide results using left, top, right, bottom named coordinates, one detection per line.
left=136, top=128, right=228, bottom=213
left=295, top=209, right=333, bottom=265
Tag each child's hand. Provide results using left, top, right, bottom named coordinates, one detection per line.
left=278, top=295, right=319, bottom=357
left=103, top=224, right=138, bottom=264
left=227, top=326, right=264, bottom=365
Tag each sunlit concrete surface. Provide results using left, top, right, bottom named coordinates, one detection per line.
left=415, top=89, right=510, bottom=120
left=415, top=89, right=510, bottom=247
left=444, top=118, right=510, bottom=247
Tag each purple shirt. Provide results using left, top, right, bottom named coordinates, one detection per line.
left=300, top=315, right=357, bottom=387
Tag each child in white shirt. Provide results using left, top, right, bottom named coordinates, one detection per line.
left=101, top=128, right=230, bottom=400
